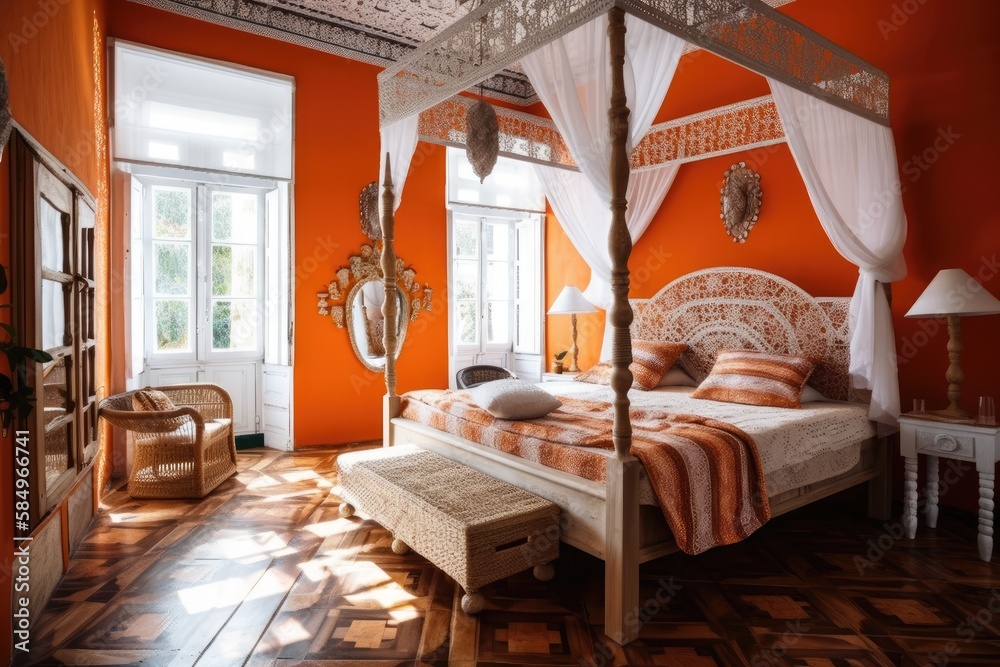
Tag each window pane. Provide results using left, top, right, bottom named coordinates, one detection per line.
left=212, top=299, right=257, bottom=351
left=213, top=192, right=258, bottom=244
left=487, top=301, right=510, bottom=345
left=486, top=261, right=509, bottom=300
left=154, top=242, right=190, bottom=296
left=155, top=299, right=191, bottom=352
left=153, top=186, right=191, bottom=239
left=212, top=245, right=256, bottom=297
left=458, top=302, right=478, bottom=345
left=44, top=420, right=72, bottom=489
left=41, top=279, right=67, bottom=351
left=40, top=198, right=66, bottom=272
left=455, top=260, right=478, bottom=301
left=454, top=220, right=478, bottom=258
left=42, top=356, right=72, bottom=426
left=485, top=223, right=508, bottom=261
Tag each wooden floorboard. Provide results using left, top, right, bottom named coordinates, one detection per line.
left=15, top=445, right=1000, bottom=666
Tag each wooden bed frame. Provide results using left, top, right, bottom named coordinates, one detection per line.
left=374, top=8, right=897, bottom=645
left=383, top=262, right=894, bottom=644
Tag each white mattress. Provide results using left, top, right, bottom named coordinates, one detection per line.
left=538, top=382, right=875, bottom=502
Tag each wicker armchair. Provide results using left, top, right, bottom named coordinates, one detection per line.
left=455, top=365, right=516, bottom=390
left=99, top=384, right=239, bottom=499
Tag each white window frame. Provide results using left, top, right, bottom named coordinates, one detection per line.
left=447, top=206, right=545, bottom=381
left=141, top=176, right=267, bottom=367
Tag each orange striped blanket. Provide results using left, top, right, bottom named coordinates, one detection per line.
left=400, top=390, right=770, bottom=555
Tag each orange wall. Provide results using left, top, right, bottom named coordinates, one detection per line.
left=105, top=1, right=450, bottom=447
left=0, top=0, right=110, bottom=660
left=546, top=1, right=1000, bottom=512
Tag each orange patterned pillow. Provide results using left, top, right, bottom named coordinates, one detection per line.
left=575, top=340, right=687, bottom=391
left=132, top=389, right=177, bottom=412
left=691, top=350, right=816, bottom=409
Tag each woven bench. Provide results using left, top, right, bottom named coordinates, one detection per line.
left=337, top=445, right=559, bottom=613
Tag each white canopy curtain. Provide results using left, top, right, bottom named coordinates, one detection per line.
left=534, top=163, right=679, bottom=359
left=520, top=14, right=685, bottom=204
left=521, top=13, right=685, bottom=360
left=768, top=79, right=907, bottom=430
left=378, top=114, right=420, bottom=211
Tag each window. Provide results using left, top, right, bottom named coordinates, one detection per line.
left=144, top=181, right=264, bottom=363
left=113, top=41, right=294, bottom=179
left=447, top=148, right=545, bottom=382
left=112, top=41, right=294, bottom=445
left=10, top=132, right=98, bottom=528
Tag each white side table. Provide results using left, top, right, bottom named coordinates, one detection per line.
left=899, top=415, right=1000, bottom=561
left=541, top=372, right=579, bottom=383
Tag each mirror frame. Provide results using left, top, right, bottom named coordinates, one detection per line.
left=316, top=241, right=433, bottom=373
left=345, top=277, right=410, bottom=373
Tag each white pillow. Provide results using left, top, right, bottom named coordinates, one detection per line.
left=800, top=385, right=827, bottom=403
left=468, top=379, right=562, bottom=420
left=657, top=366, right=698, bottom=388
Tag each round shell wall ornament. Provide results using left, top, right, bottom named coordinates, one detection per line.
left=720, top=162, right=763, bottom=243
left=0, top=56, right=12, bottom=163
left=359, top=181, right=381, bottom=241
left=466, top=99, right=499, bottom=183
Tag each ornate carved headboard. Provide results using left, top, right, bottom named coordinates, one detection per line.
left=631, top=267, right=856, bottom=403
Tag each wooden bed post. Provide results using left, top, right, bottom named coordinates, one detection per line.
left=381, top=153, right=401, bottom=447
left=604, top=7, right=641, bottom=647
left=868, top=280, right=894, bottom=520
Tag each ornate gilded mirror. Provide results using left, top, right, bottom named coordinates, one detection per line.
left=317, top=183, right=433, bottom=371
left=346, top=278, right=409, bottom=372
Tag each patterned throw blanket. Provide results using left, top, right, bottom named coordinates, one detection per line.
left=401, top=390, right=770, bottom=555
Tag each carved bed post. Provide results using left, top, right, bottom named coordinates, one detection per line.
left=604, top=7, right=641, bottom=647
left=381, top=153, right=401, bottom=447
left=868, top=280, right=893, bottom=520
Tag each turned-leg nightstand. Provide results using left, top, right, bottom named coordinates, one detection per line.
left=899, top=415, right=1000, bottom=562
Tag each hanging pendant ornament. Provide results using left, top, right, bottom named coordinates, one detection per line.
left=466, top=99, right=499, bottom=183
left=0, top=56, right=12, bottom=164
left=720, top=162, right=763, bottom=243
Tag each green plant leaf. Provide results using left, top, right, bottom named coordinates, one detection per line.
left=0, top=264, right=7, bottom=296
left=555, top=350, right=568, bottom=361
left=0, top=321, right=16, bottom=338
left=24, top=348, right=53, bottom=362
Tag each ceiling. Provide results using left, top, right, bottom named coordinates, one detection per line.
left=127, top=0, right=796, bottom=106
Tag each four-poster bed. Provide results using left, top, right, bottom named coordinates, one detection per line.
left=374, top=0, right=908, bottom=645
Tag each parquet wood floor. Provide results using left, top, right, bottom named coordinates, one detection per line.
left=16, top=446, right=1000, bottom=666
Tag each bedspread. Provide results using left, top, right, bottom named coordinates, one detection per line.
left=400, top=390, right=770, bottom=554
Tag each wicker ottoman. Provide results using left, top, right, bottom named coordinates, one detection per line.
left=337, top=445, right=559, bottom=613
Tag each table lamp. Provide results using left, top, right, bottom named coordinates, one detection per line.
left=548, top=286, right=597, bottom=373
left=905, top=268, right=1000, bottom=420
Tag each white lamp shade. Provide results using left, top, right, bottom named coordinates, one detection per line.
left=548, top=286, right=597, bottom=315
left=905, top=269, right=1000, bottom=318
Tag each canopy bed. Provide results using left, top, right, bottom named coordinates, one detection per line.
left=372, top=0, right=907, bottom=645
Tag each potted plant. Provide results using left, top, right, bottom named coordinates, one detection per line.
left=552, top=350, right=568, bottom=374
left=0, top=264, right=52, bottom=436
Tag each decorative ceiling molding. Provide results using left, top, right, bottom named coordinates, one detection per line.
left=126, top=0, right=798, bottom=109
left=418, top=94, right=786, bottom=172
left=125, top=0, right=537, bottom=105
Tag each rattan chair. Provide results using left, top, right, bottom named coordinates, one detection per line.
left=455, top=365, right=516, bottom=390
left=98, top=383, right=239, bottom=499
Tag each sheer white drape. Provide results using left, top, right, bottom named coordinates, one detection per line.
left=522, top=15, right=685, bottom=360
left=768, top=79, right=907, bottom=429
left=520, top=15, right=685, bottom=204
left=535, top=164, right=679, bottom=359
left=378, top=114, right=420, bottom=211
